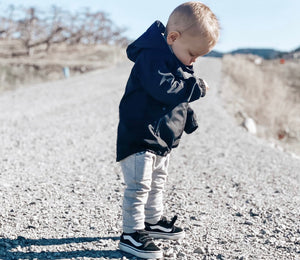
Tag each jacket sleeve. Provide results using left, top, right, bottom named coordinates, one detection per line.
left=184, top=105, right=198, bottom=134
left=134, top=51, right=206, bottom=105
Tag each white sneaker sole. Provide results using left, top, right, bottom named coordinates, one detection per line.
left=119, top=242, right=163, bottom=259
left=147, top=230, right=185, bottom=240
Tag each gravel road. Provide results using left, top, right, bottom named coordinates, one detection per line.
left=0, top=58, right=299, bottom=260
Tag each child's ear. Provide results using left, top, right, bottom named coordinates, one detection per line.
left=166, top=31, right=180, bottom=45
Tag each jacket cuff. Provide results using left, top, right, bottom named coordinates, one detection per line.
left=197, top=78, right=206, bottom=97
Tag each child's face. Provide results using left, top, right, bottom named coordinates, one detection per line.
left=167, top=31, right=211, bottom=66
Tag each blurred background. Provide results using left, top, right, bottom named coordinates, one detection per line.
left=1, top=0, right=299, bottom=52
left=0, top=0, right=299, bottom=155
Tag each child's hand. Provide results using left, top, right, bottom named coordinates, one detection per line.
left=196, top=78, right=208, bottom=97
left=203, top=79, right=209, bottom=91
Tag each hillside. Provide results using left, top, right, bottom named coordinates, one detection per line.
left=230, top=48, right=285, bottom=59
left=206, top=46, right=300, bottom=59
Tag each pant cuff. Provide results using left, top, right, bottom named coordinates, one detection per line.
left=145, top=216, right=161, bottom=225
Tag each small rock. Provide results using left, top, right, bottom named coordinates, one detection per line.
left=72, top=218, right=80, bottom=225
left=243, top=221, right=253, bottom=225
left=235, top=212, right=243, bottom=217
left=265, top=237, right=276, bottom=244
left=274, top=228, right=282, bottom=233
left=26, top=225, right=36, bottom=229
left=260, top=229, right=267, bottom=235
left=177, top=251, right=186, bottom=258
left=218, top=239, right=227, bottom=244
left=242, top=117, right=257, bottom=135
left=205, top=246, right=211, bottom=254
left=165, top=247, right=174, bottom=256
left=217, top=253, right=225, bottom=259
left=249, top=209, right=259, bottom=217
left=194, top=247, right=205, bottom=254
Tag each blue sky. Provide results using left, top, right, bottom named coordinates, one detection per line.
left=1, top=0, right=299, bottom=52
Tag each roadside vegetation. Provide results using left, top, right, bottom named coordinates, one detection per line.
left=0, top=5, right=128, bottom=92
left=221, top=54, right=300, bottom=156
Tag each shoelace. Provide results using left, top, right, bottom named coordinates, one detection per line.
left=160, top=215, right=178, bottom=228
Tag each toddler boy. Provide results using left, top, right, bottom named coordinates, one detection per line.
left=116, top=1, right=219, bottom=258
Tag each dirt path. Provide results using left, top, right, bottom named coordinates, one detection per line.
left=0, top=58, right=299, bottom=259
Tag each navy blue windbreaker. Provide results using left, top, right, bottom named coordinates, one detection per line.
left=116, top=21, right=206, bottom=161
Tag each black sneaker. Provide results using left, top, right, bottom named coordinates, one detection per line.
left=145, top=215, right=185, bottom=240
left=119, top=230, right=163, bottom=259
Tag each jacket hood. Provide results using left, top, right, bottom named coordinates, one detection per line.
left=127, top=21, right=170, bottom=62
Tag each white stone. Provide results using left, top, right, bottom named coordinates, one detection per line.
left=243, top=118, right=257, bottom=135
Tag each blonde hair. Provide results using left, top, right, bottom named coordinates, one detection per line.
left=166, top=1, right=220, bottom=48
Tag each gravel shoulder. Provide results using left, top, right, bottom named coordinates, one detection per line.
left=0, top=58, right=299, bottom=260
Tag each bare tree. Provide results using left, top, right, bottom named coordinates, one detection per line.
left=0, top=5, right=129, bottom=57
left=0, top=5, right=17, bottom=39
